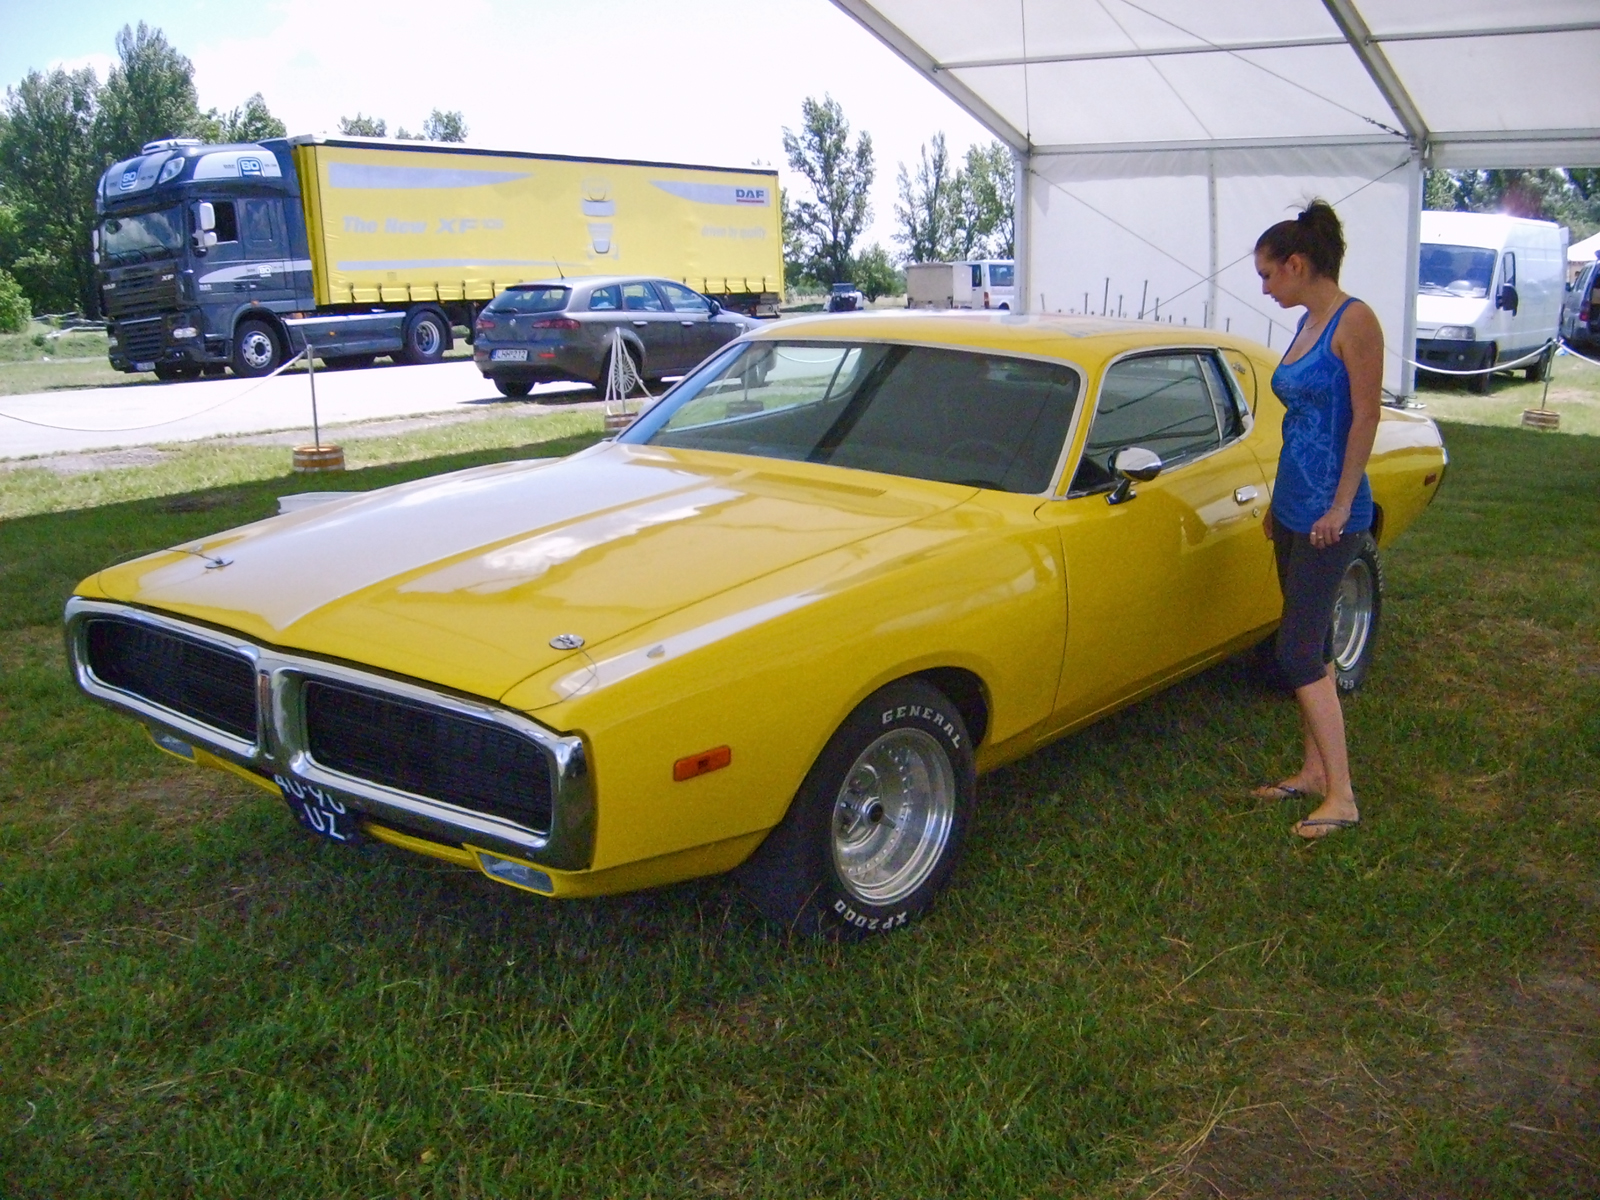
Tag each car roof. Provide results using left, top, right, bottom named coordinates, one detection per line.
left=502, top=275, right=682, bottom=291
left=750, top=310, right=1272, bottom=362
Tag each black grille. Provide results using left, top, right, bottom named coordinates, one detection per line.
left=118, top=319, right=164, bottom=362
left=84, top=618, right=258, bottom=741
left=304, top=681, right=553, bottom=832
left=104, top=266, right=179, bottom=318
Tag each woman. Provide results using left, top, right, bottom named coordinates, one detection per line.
left=1251, top=200, right=1383, bottom=839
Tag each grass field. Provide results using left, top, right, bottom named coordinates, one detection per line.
left=1, top=420, right=1596, bottom=1198
left=1415, top=344, right=1600, bottom=437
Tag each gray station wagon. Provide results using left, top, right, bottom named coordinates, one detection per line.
left=472, top=275, right=761, bottom=397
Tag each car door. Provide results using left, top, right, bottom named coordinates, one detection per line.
left=238, top=198, right=295, bottom=307
left=1038, top=348, right=1278, bottom=725
left=618, top=280, right=682, bottom=376
left=657, top=280, right=729, bottom=369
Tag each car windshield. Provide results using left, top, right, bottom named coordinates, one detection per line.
left=623, top=340, right=1080, bottom=494
left=99, top=207, right=185, bottom=266
left=987, top=263, right=1015, bottom=287
left=487, top=286, right=570, bottom=314
left=1418, top=244, right=1498, bottom=298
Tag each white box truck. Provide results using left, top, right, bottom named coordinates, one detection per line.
left=905, top=260, right=1016, bottom=310
left=1414, top=211, right=1567, bottom=393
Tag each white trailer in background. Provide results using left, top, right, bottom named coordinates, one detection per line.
left=905, top=260, right=1016, bottom=310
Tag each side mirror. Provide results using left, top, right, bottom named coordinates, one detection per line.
left=1107, top=446, right=1163, bottom=506
left=707, top=298, right=722, bottom=317
left=196, top=201, right=216, bottom=231
left=1496, top=283, right=1519, bottom=314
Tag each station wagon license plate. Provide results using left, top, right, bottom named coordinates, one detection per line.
left=275, top=773, right=361, bottom=844
left=491, top=348, right=529, bottom=362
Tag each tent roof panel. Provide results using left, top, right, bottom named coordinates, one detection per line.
left=1356, top=0, right=1600, bottom=38
left=1386, top=32, right=1600, bottom=135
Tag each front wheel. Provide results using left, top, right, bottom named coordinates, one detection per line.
left=1469, top=346, right=1496, bottom=395
left=231, top=319, right=282, bottom=378
left=1331, top=532, right=1383, bottom=693
left=736, top=678, right=975, bottom=938
left=399, top=310, right=448, bottom=365
left=1525, top=344, right=1554, bottom=383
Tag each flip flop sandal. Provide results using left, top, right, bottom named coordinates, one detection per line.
left=1293, top=816, right=1360, bottom=839
left=1253, top=783, right=1310, bottom=800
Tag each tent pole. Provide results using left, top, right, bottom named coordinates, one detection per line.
left=1401, top=149, right=1423, bottom=398
left=1207, top=151, right=1220, bottom=329
left=1012, top=147, right=1031, bottom=314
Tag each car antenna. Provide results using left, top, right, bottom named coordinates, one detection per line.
left=551, top=255, right=566, bottom=279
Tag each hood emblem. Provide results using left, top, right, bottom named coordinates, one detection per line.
left=549, top=633, right=585, bottom=650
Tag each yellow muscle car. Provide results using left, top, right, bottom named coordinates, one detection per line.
left=66, top=313, right=1446, bottom=936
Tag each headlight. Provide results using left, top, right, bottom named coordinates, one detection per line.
left=171, top=326, right=199, bottom=339
left=1433, top=326, right=1475, bottom=341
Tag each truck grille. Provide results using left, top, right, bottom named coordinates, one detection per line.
left=303, top=680, right=553, bottom=833
left=104, top=265, right=179, bottom=318
left=84, top=618, right=258, bottom=742
left=117, top=319, right=164, bottom=363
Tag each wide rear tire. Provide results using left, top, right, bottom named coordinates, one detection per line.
left=1331, top=532, right=1383, bottom=694
left=399, top=310, right=448, bottom=366
left=736, top=678, right=975, bottom=938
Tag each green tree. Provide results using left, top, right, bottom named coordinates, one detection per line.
left=93, top=23, right=205, bottom=162
left=894, top=132, right=957, bottom=264
left=0, top=267, right=30, bottom=333
left=852, top=244, right=902, bottom=301
left=781, top=95, right=874, bottom=287
left=0, top=66, right=103, bottom=313
left=423, top=109, right=468, bottom=143
left=963, top=141, right=1014, bottom=258
left=338, top=113, right=387, bottom=137
left=210, top=93, right=287, bottom=143
left=779, top=185, right=812, bottom=290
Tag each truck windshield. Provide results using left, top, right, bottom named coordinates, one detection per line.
left=1418, top=244, right=1497, bottom=298
left=623, top=340, right=1079, bottom=494
left=99, top=207, right=185, bottom=266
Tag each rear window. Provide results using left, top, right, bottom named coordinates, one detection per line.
left=625, top=341, right=1080, bottom=494
left=487, top=286, right=569, bottom=314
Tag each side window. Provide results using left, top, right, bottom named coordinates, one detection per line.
left=1198, top=352, right=1248, bottom=441
left=588, top=284, right=621, bottom=311
left=970, top=264, right=982, bottom=288
left=1071, top=353, right=1222, bottom=493
left=658, top=281, right=712, bottom=315
left=211, top=200, right=239, bottom=244
left=1502, top=251, right=1516, bottom=289
left=239, top=199, right=284, bottom=257
left=621, top=281, right=665, bottom=312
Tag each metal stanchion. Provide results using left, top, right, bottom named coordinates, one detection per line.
left=290, top=338, right=346, bottom=471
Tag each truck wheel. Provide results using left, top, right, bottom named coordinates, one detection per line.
left=232, top=320, right=282, bottom=378
left=400, top=311, right=447, bottom=365
left=736, top=678, right=975, bottom=938
left=1469, top=346, right=1495, bottom=395
left=495, top=378, right=534, bottom=398
left=1331, top=533, right=1383, bottom=694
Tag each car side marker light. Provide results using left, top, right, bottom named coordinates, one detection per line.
left=674, top=745, right=732, bottom=781
left=471, top=848, right=554, bottom=895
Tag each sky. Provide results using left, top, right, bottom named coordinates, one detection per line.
left=0, top=0, right=997, bottom=250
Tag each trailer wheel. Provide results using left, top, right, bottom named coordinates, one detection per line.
left=400, top=310, right=448, bottom=366
left=232, top=320, right=282, bottom=378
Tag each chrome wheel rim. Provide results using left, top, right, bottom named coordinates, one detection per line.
left=239, top=331, right=274, bottom=370
left=1331, top=557, right=1374, bottom=673
left=831, top=728, right=955, bottom=906
left=411, top=318, right=442, bottom=357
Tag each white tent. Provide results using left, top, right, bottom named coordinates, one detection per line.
left=1569, top=230, right=1600, bottom=264
left=833, top=1, right=1600, bottom=394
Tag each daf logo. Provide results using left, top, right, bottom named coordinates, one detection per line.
left=735, top=187, right=768, bottom=204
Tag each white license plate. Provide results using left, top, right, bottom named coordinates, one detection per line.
left=491, top=348, right=529, bottom=362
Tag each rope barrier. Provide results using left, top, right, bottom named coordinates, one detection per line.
left=1404, top=339, right=1554, bottom=377
left=1555, top=338, right=1600, bottom=370
left=0, top=348, right=310, bottom=434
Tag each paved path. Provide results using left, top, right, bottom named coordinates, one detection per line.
left=0, top=360, right=596, bottom=461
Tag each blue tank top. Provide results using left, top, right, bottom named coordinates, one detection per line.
left=1269, top=297, right=1374, bottom=535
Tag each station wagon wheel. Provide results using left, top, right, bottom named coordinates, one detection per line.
left=1331, top=533, right=1383, bottom=694
left=736, top=678, right=975, bottom=938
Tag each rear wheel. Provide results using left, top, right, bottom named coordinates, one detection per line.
left=1331, top=533, right=1383, bottom=694
left=597, top=343, right=644, bottom=394
left=231, top=319, right=282, bottom=378
left=495, top=377, right=534, bottom=398
left=399, top=310, right=447, bottom=365
left=737, top=678, right=975, bottom=938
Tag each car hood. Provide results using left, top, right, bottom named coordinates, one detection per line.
left=1415, top=292, right=1488, bottom=333
left=88, top=444, right=971, bottom=703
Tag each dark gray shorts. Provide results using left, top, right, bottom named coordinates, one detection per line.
left=1272, top=518, right=1363, bottom=690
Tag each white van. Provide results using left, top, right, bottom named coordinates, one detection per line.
left=905, top=260, right=1016, bottom=310
left=1414, top=211, right=1568, bottom=393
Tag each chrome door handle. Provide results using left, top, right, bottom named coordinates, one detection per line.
left=1234, top=485, right=1259, bottom=504
left=632, top=320, right=648, bottom=327
left=681, top=320, right=695, bottom=327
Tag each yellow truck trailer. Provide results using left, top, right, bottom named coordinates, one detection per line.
left=94, top=135, right=781, bottom=378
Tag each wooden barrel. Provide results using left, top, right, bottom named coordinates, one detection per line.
left=603, top=411, right=636, bottom=433
left=292, top=444, right=346, bottom=472
left=1520, top=409, right=1560, bottom=431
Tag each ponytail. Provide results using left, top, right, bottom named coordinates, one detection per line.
left=1256, top=199, right=1345, bottom=282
